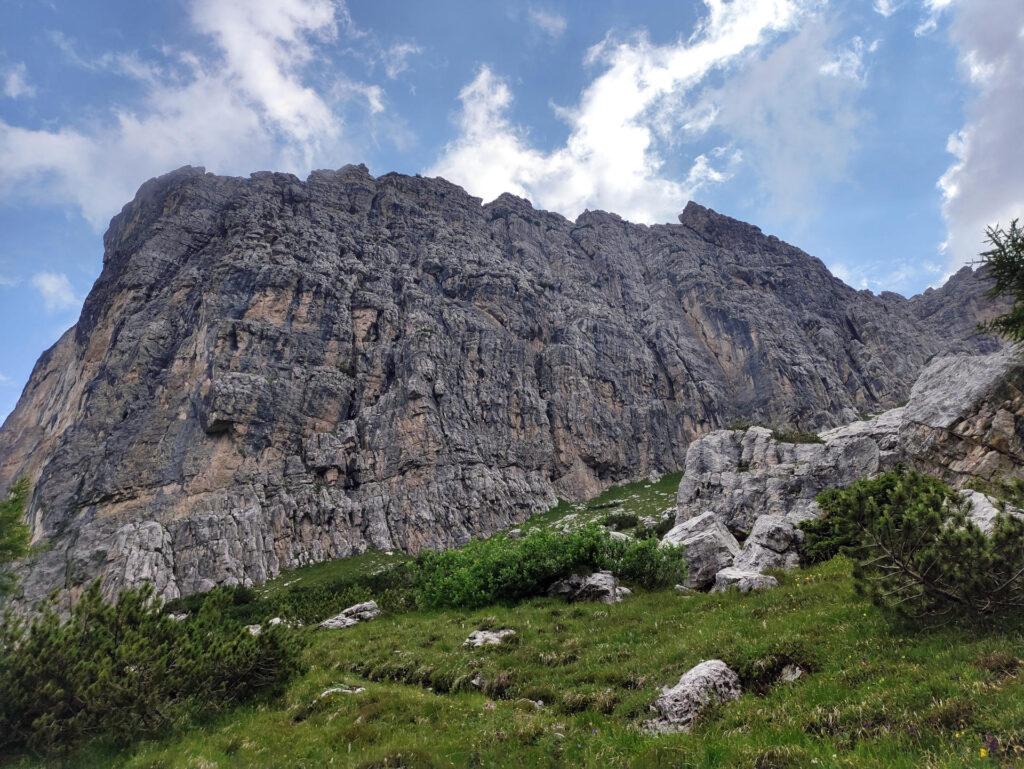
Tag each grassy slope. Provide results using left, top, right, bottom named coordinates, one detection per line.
left=19, top=475, right=1024, bottom=769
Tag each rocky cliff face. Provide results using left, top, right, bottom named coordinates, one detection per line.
left=0, top=165, right=1001, bottom=606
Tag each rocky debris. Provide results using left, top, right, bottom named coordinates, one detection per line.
left=647, top=659, right=742, bottom=733
left=548, top=571, right=631, bottom=604
left=0, top=164, right=1001, bottom=608
left=506, top=528, right=523, bottom=540
left=464, top=628, right=517, bottom=647
left=319, top=600, right=380, bottom=630
left=245, top=624, right=262, bottom=636
left=167, top=612, right=188, bottom=622
left=607, top=530, right=633, bottom=543
left=674, top=584, right=697, bottom=595
left=711, top=568, right=779, bottom=593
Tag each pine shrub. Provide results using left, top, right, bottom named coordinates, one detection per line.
left=0, top=581, right=305, bottom=754
left=814, top=468, right=1024, bottom=620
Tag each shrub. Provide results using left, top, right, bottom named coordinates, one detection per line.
left=608, top=536, right=685, bottom=587
left=799, top=512, right=858, bottom=565
left=635, top=516, right=675, bottom=540
left=815, top=468, right=1024, bottom=620
left=412, top=526, right=684, bottom=610
left=0, top=478, right=31, bottom=598
left=0, top=581, right=304, bottom=754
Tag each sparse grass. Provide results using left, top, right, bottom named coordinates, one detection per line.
left=10, top=475, right=1024, bottom=768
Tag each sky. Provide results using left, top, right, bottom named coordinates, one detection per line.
left=0, top=0, right=1022, bottom=420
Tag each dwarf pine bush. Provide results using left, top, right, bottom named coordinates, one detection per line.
left=810, top=468, right=1024, bottom=620
left=0, top=581, right=304, bottom=754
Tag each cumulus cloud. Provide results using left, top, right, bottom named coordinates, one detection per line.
left=927, top=0, right=1024, bottom=271
left=31, top=272, right=79, bottom=313
left=430, top=0, right=868, bottom=224
left=0, top=0, right=382, bottom=228
left=527, top=8, right=568, bottom=39
left=3, top=63, right=34, bottom=98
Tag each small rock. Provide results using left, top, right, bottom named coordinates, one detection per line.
left=319, top=684, right=365, bottom=698
left=608, top=530, right=633, bottom=542
left=674, top=584, right=696, bottom=595
left=245, top=624, right=262, bottom=636
left=777, top=664, right=805, bottom=683
left=711, top=567, right=779, bottom=593
left=167, top=612, right=189, bottom=622
left=464, top=628, right=517, bottom=647
left=506, top=527, right=523, bottom=540
left=319, top=600, right=381, bottom=630
left=548, top=571, right=631, bottom=604
left=646, top=660, right=742, bottom=733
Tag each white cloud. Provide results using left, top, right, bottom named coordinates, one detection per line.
left=0, top=274, right=14, bottom=287
left=930, top=0, right=1024, bottom=271
left=527, top=8, right=568, bottom=39
left=697, top=21, right=870, bottom=219
left=383, top=42, right=423, bottom=79
left=3, top=63, right=35, bottom=98
left=31, top=272, right=80, bottom=313
left=0, top=372, right=12, bottom=385
left=0, top=0, right=379, bottom=229
left=430, top=0, right=867, bottom=225
left=872, top=0, right=901, bottom=17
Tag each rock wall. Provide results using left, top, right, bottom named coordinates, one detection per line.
left=0, top=164, right=1002, bottom=606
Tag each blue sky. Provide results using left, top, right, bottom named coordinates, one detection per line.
left=0, top=0, right=1022, bottom=420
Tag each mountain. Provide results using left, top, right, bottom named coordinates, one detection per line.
left=0, top=164, right=1001, bottom=606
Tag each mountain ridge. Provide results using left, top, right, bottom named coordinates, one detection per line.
left=0, top=164, right=1004, bottom=607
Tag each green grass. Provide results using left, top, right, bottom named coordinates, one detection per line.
left=21, top=558, right=1024, bottom=769
left=520, top=472, right=681, bottom=534
left=11, top=474, right=1024, bottom=768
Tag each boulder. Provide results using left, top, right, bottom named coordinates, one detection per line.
left=647, top=660, right=742, bottom=733
left=711, top=568, right=779, bottom=593
left=678, top=529, right=741, bottom=591
left=548, top=571, right=632, bottom=604
left=464, top=628, right=517, bottom=647
left=732, top=514, right=802, bottom=574
left=319, top=600, right=380, bottom=630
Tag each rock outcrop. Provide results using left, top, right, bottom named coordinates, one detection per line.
left=0, top=165, right=1002, bottom=607
left=670, top=344, right=1023, bottom=587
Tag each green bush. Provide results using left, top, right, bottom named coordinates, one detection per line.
left=608, top=536, right=685, bottom=587
left=814, top=468, right=1024, bottom=620
left=0, top=581, right=305, bottom=754
left=771, top=428, right=824, bottom=445
left=799, top=512, right=858, bottom=565
left=412, top=526, right=684, bottom=610
left=0, top=478, right=31, bottom=598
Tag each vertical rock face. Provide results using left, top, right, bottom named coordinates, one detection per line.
left=0, top=165, right=1000, bottom=605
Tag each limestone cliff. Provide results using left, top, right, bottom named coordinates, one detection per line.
left=0, top=165, right=1001, bottom=605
